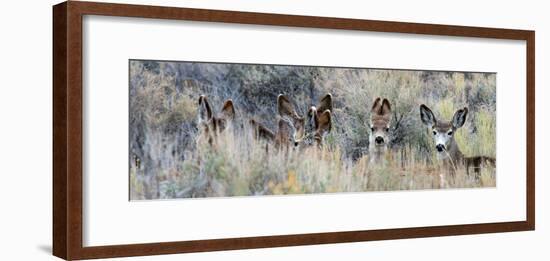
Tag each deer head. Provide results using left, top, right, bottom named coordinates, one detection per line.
left=277, top=94, right=306, bottom=147
left=420, top=104, right=468, bottom=159
left=304, top=94, right=333, bottom=147
left=197, top=95, right=235, bottom=143
left=369, top=97, right=392, bottom=152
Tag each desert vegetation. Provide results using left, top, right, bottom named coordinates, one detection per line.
left=129, top=60, right=496, bottom=200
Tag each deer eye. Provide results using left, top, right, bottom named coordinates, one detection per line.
left=385, top=127, right=390, bottom=132
left=370, top=127, right=375, bottom=132
left=432, top=130, right=437, bottom=135
left=448, top=131, right=453, bottom=136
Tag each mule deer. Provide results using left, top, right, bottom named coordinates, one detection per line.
left=420, top=104, right=495, bottom=177
left=197, top=95, right=235, bottom=145
left=288, top=93, right=332, bottom=147
left=369, top=97, right=392, bottom=163
left=251, top=93, right=332, bottom=148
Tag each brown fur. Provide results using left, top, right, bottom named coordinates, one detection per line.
left=369, top=97, right=392, bottom=163
left=420, top=104, right=495, bottom=178
left=464, top=156, right=496, bottom=177
left=314, top=109, right=332, bottom=145
left=251, top=93, right=333, bottom=148
left=197, top=95, right=235, bottom=145
left=250, top=119, right=276, bottom=141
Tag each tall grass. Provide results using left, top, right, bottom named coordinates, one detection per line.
left=129, top=60, right=496, bottom=200
left=130, top=125, right=495, bottom=199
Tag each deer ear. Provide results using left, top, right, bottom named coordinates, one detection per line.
left=452, top=107, right=468, bottom=128
left=317, top=93, right=333, bottom=114
left=317, top=110, right=332, bottom=134
left=278, top=94, right=298, bottom=119
left=198, top=95, right=213, bottom=123
left=380, top=98, right=391, bottom=116
left=307, top=106, right=319, bottom=129
left=220, top=99, right=235, bottom=120
left=420, top=104, right=436, bottom=127
left=371, top=97, right=382, bottom=113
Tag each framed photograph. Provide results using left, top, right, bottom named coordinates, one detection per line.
left=53, top=1, right=535, bottom=260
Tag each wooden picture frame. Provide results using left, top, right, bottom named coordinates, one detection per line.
left=53, top=1, right=535, bottom=260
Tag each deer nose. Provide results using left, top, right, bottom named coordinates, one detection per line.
left=436, top=144, right=445, bottom=152
left=375, top=136, right=384, bottom=144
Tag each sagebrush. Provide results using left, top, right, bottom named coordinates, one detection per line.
left=129, top=60, right=496, bottom=200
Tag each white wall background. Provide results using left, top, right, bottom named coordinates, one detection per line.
left=0, top=0, right=547, bottom=260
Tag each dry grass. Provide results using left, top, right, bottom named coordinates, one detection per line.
left=129, top=61, right=496, bottom=200
left=130, top=127, right=495, bottom=199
